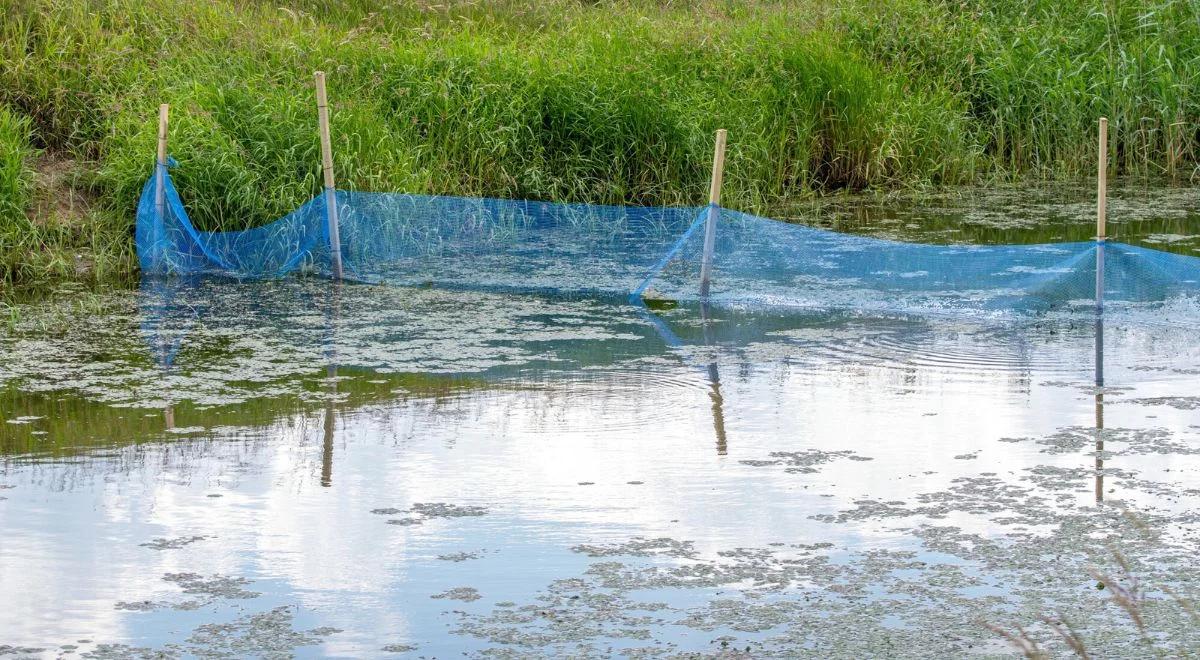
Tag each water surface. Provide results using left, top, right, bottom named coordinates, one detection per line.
left=2, top=188, right=1199, bottom=658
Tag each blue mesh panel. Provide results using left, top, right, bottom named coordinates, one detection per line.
left=137, top=165, right=1200, bottom=320
left=137, top=163, right=330, bottom=277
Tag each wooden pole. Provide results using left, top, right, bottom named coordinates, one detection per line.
left=1095, top=118, right=1108, bottom=311
left=155, top=104, right=169, bottom=223
left=1093, top=118, right=1108, bottom=502
left=315, top=71, right=344, bottom=279
left=699, top=129, right=727, bottom=297
left=1097, top=117, right=1107, bottom=241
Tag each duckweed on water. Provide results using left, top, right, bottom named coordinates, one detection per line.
left=438, top=552, right=482, bottom=563
left=432, top=587, right=483, bottom=603
left=409, top=502, right=489, bottom=518
left=0, top=647, right=44, bottom=657
left=73, top=608, right=342, bottom=660
left=739, top=449, right=874, bottom=474
left=185, top=608, right=342, bottom=659
left=453, top=508, right=1199, bottom=656
left=373, top=502, right=489, bottom=528
left=138, top=536, right=209, bottom=551
left=164, top=573, right=260, bottom=602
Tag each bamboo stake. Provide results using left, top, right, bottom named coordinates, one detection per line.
left=1097, top=117, right=1107, bottom=241
left=1095, top=118, right=1108, bottom=311
left=155, top=104, right=169, bottom=223
left=315, top=71, right=344, bottom=279
left=156, top=105, right=172, bottom=417
left=699, top=129, right=727, bottom=297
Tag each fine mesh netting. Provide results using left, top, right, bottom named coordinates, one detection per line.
left=136, top=164, right=1200, bottom=319
left=137, top=163, right=702, bottom=295
left=651, top=209, right=1200, bottom=316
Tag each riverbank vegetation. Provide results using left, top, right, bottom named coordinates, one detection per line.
left=1, top=0, right=1199, bottom=284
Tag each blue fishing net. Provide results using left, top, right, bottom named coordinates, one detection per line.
left=137, top=163, right=1200, bottom=320
left=648, top=208, right=1200, bottom=318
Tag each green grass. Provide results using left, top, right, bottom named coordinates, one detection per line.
left=0, top=103, right=69, bottom=286
left=0, top=94, right=134, bottom=286
left=0, top=0, right=1198, bottom=283
left=0, top=105, right=36, bottom=228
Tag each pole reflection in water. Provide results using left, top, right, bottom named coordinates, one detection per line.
left=142, top=278, right=187, bottom=432
left=322, top=364, right=336, bottom=488
left=322, top=281, right=341, bottom=488
left=632, top=300, right=728, bottom=456
left=700, top=302, right=728, bottom=456
left=160, top=311, right=174, bottom=430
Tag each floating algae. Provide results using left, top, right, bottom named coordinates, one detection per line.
left=438, top=552, right=482, bottom=562
left=139, top=536, right=209, bottom=550
left=109, top=572, right=263, bottom=615
left=739, top=449, right=874, bottom=474
left=1126, top=395, right=1200, bottom=411
left=1001, top=425, right=1200, bottom=456
left=572, top=537, right=698, bottom=560
left=163, top=573, right=260, bottom=600
left=0, top=646, right=45, bottom=657
left=81, top=607, right=340, bottom=658
left=453, top=506, right=1200, bottom=656
left=80, top=644, right=174, bottom=659
left=374, top=502, right=488, bottom=528
left=114, top=600, right=166, bottom=612
left=185, top=607, right=341, bottom=658
left=432, top=587, right=483, bottom=603
left=446, top=419, right=1200, bottom=655
left=409, top=502, right=488, bottom=518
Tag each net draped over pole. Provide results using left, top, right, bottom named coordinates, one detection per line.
left=135, top=111, right=1200, bottom=321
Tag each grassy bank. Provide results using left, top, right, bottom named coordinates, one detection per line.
left=0, top=0, right=1198, bottom=284
left=0, top=103, right=135, bottom=285
left=0, top=105, right=39, bottom=281
left=0, top=108, right=35, bottom=220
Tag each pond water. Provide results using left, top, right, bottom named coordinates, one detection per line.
left=787, top=180, right=1200, bottom=255
left=2, top=187, right=1199, bottom=658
